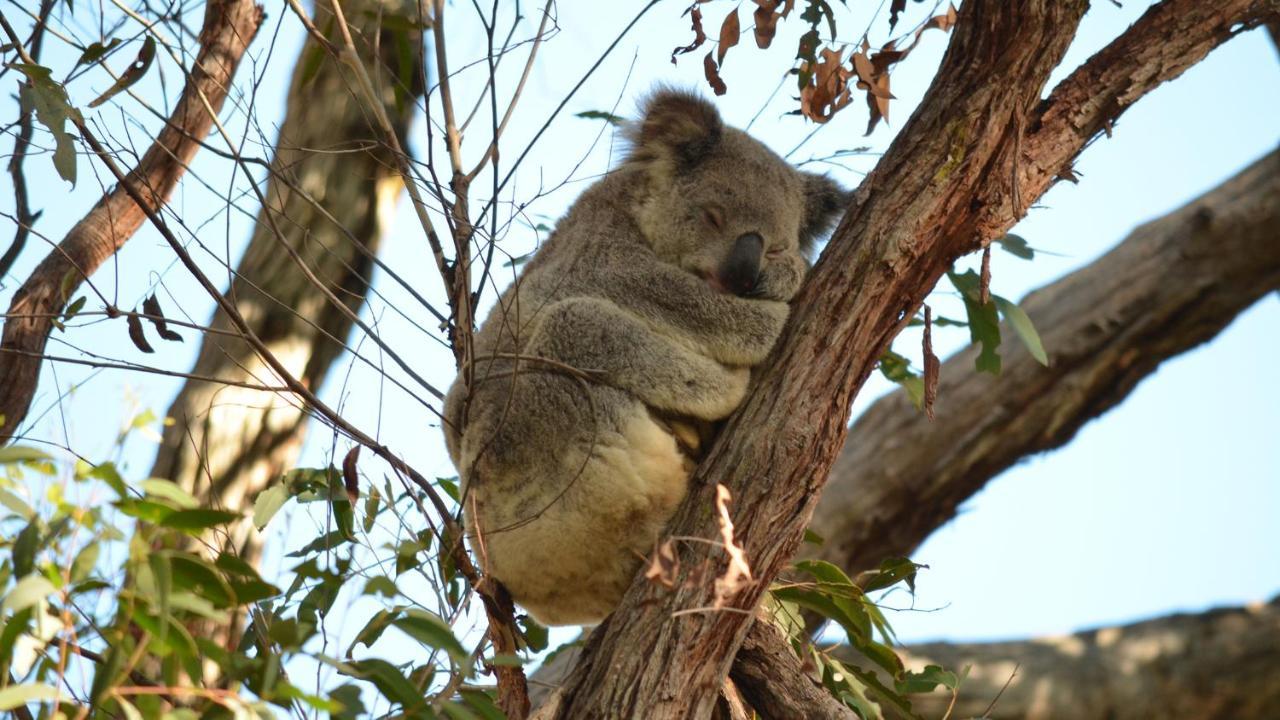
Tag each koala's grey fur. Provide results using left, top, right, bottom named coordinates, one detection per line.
left=443, top=89, right=846, bottom=626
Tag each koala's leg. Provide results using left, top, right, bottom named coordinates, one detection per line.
left=525, top=297, right=750, bottom=421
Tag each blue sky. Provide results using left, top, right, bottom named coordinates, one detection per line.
left=1, top=0, right=1276, bottom=658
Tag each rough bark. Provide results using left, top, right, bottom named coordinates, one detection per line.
left=547, top=1, right=1279, bottom=717
left=852, top=597, right=1280, bottom=720
left=812, top=147, right=1280, bottom=579
left=527, top=146, right=1280, bottom=718
left=732, top=620, right=858, bottom=720
left=148, top=0, right=425, bottom=564
left=0, top=0, right=264, bottom=441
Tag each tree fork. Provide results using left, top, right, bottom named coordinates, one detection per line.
left=546, top=1, right=1279, bottom=717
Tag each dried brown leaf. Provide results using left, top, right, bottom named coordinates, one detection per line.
left=888, top=0, right=907, bottom=31
left=141, top=294, right=182, bottom=342
left=753, top=0, right=781, bottom=49
left=704, top=50, right=727, bottom=95
left=125, top=312, right=154, bottom=354
left=717, top=8, right=741, bottom=66
left=781, top=0, right=796, bottom=19
left=923, top=305, right=939, bottom=421
left=980, top=245, right=992, bottom=305
left=672, top=6, right=708, bottom=64
left=342, top=446, right=360, bottom=506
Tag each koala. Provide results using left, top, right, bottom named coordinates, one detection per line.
left=442, top=88, right=846, bottom=626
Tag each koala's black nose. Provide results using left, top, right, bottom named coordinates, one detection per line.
left=719, top=232, right=764, bottom=297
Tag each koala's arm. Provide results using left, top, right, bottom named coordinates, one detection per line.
left=583, top=247, right=789, bottom=367
left=523, top=297, right=751, bottom=421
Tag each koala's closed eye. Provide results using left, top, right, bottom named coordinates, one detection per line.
left=701, top=205, right=725, bottom=230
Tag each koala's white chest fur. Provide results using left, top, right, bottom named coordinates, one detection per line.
left=466, top=398, right=688, bottom=625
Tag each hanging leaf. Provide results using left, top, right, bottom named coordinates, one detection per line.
left=88, top=36, right=156, bottom=108
left=717, top=8, right=740, bottom=66
left=949, top=270, right=1002, bottom=374
left=125, top=312, right=154, bottom=353
left=703, top=51, right=727, bottom=96
left=993, top=295, right=1049, bottom=366
left=74, top=38, right=123, bottom=69
left=672, top=6, right=708, bottom=64
left=753, top=0, right=782, bottom=48
left=574, top=110, right=625, bottom=125
left=141, top=294, right=182, bottom=342
left=14, top=64, right=80, bottom=185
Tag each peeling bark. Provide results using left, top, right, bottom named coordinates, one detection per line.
left=0, top=0, right=264, bottom=442
left=546, top=1, right=1279, bottom=717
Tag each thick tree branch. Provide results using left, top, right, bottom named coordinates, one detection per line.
left=0, top=0, right=264, bottom=442
left=812, top=147, right=1280, bottom=579
left=547, top=1, right=1278, bottom=717
left=850, top=597, right=1280, bottom=719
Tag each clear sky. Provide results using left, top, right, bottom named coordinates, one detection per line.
left=1, top=0, right=1276, bottom=659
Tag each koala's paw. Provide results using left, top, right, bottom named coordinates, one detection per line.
left=718, top=300, right=789, bottom=366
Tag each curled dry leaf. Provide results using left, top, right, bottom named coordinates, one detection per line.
left=717, top=7, right=741, bottom=66
left=342, top=446, right=360, bottom=506
left=712, top=484, right=752, bottom=609
left=888, top=0, right=908, bottom=30
left=799, top=47, right=854, bottom=124
left=704, top=51, right=728, bottom=95
left=125, top=312, right=154, bottom=354
left=923, top=305, right=939, bottom=421
left=980, top=245, right=992, bottom=305
left=141, top=294, right=182, bottom=342
left=672, top=6, right=708, bottom=64
left=753, top=0, right=782, bottom=49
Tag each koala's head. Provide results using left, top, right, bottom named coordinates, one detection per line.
left=625, top=88, right=848, bottom=301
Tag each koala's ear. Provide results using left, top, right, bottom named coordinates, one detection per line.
left=626, top=88, right=723, bottom=168
left=800, top=173, right=851, bottom=255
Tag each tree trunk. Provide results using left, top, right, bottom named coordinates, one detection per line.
left=546, top=1, right=1279, bottom=717
left=0, top=0, right=263, bottom=442
left=851, top=597, right=1280, bottom=720
left=149, top=0, right=425, bottom=566
left=528, top=145, right=1280, bottom=717
left=811, top=147, right=1280, bottom=579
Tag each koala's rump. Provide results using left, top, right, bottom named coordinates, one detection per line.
left=461, top=375, right=688, bottom=626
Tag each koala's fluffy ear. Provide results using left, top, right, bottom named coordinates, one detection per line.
left=800, top=173, right=851, bottom=255
left=626, top=88, right=724, bottom=169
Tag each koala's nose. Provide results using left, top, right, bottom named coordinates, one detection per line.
left=719, top=232, right=764, bottom=297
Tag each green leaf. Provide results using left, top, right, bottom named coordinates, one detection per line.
left=167, top=553, right=234, bottom=607
left=253, top=484, right=290, bottom=529
left=0, top=683, right=60, bottom=710
left=0, top=446, right=53, bottom=464
left=394, top=609, right=469, bottom=663
left=803, top=528, right=825, bottom=546
left=2, top=573, right=56, bottom=612
left=879, top=351, right=924, bottom=409
left=87, top=461, right=127, bottom=497
left=14, top=64, right=80, bottom=185
left=70, top=541, right=100, bottom=583
left=343, top=658, right=429, bottom=713
left=575, top=109, right=625, bottom=125
left=518, top=614, right=548, bottom=653
left=62, top=295, right=87, bottom=321
left=12, top=521, right=40, bottom=577
left=74, top=38, right=122, bottom=68
left=364, top=575, right=397, bottom=597
left=949, top=269, right=1002, bottom=375
left=159, top=508, right=239, bottom=530
left=994, top=232, right=1035, bottom=259
left=0, top=488, right=34, bottom=519
left=141, top=478, right=198, bottom=509
left=993, top=294, right=1048, bottom=366
left=897, top=663, right=960, bottom=695
left=460, top=689, right=506, bottom=720
left=861, top=557, right=924, bottom=594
